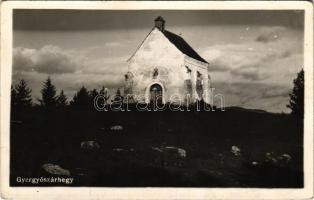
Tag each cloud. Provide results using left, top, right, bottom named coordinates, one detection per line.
left=13, top=45, right=83, bottom=74
left=262, top=87, right=290, bottom=99
left=213, top=81, right=292, bottom=112
left=202, top=32, right=301, bottom=83
left=199, top=26, right=303, bottom=112
left=230, top=66, right=264, bottom=81
left=105, top=42, right=123, bottom=47
left=81, top=56, right=128, bottom=75
left=13, top=48, right=36, bottom=72
left=12, top=45, right=128, bottom=102
left=255, top=26, right=286, bottom=43
left=203, top=43, right=278, bottom=81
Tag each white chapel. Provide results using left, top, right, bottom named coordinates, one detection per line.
left=124, top=16, right=212, bottom=105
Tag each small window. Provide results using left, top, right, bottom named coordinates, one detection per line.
left=153, top=68, right=159, bottom=78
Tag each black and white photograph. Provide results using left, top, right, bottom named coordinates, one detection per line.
left=1, top=1, right=313, bottom=199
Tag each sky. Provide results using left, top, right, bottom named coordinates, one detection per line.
left=13, top=10, right=304, bottom=113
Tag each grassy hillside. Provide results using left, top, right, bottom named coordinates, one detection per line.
left=10, top=106, right=303, bottom=187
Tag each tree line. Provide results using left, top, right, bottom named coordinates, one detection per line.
left=11, top=77, right=122, bottom=111
left=11, top=69, right=304, bottom=117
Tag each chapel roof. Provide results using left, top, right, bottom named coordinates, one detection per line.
left=162, top=30, right=208, bottom=64
left=128, top=17, right=209, bottom=64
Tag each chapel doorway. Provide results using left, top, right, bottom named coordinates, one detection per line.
left=150, top=84, right=163, bottom=105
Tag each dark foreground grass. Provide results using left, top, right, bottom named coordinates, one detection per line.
left=10, top=106, right=303, bottom=187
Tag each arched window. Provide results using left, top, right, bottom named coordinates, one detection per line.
left=183, top=66, right=192, bottom=80
left=150, top=84, right=163, bottom=105
left=124, top=72, right=134, bottom=95
left=184, top=66, right=192, bottom=95
left=196, top=71, right=204, bottom=100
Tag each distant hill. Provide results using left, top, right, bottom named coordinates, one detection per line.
left=224, top=106, right=270, bottom=114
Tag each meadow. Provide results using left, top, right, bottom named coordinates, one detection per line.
left=10, top=105, right=303, bottom=187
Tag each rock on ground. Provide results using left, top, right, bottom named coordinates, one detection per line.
left=80, top=141, right=100, bottom=150
left=42, top=163, right=71, bottom=176
left=110, top=125, right=123, bottom=131
left=231, top=145, right=241, bottom=156
left=152, top=146, right=186, bottom=158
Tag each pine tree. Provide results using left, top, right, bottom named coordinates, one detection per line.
left=14, top=80, right=32, bottom=108
left=88, top=89, right=99, bottom=109
left=70, top=86, right=89, bottom=108
left=11, top=85, right=18, bottom=108
left=116, top=88, right=121, bottom=96
left=89, top=89, right=99, bottom=103
left=99, top=86, right=109, bottom=100
left=113, top=88, right=123, bottom=103
left=287, top=69, right=304, bottom=117
left=14, top=80, right=32, bottom=109
left=39, top=77, right=57, bottom=108
left=56, top=90, right=68, bottom=107
left=98, top=86, right=109, bottom=107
